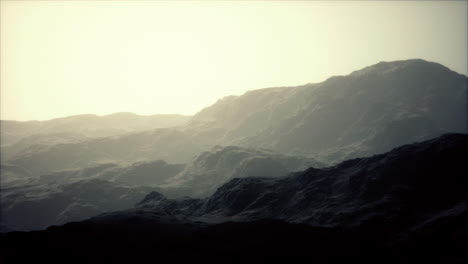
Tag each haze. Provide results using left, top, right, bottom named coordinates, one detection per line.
left=1, top=0, right=467, bottom=121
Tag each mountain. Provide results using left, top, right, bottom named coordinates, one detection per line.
left=161, top=145, right=323, bottom=198
left=0, top=112, right=190, bottom=147
left=2, top=134, right=466, bottom=262
left=1, top=132, right=90, bottom=162
left=0, top=112, right=191, bottom=175
left=192, top=59, right=467, bottom=161
left=0, top=146, right=322, bottom=230
left=3, top=59, right=466, bottom=176
left=96, top=160, right=185, bottom=186
left=0, top=178, right=161, bottom=231
left=0, top=163, right=33, bottom=186
left=2, top=125, right=218, bottom=175
left=136, top=133, right=468, bottom=228
left=31, top=159, right=185, bottom=186
left=0, top=160, right=184, bottom=231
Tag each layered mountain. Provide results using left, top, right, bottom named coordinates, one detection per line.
left=0, top=112, right=191, bottom=175
left=2, top=126, right=220, bottom=175
left=192, top=59, right=467, bottom=161
left=36, top=160, right=185, bottom=186
left=0, top=112, right=190, bottom=147
left=136, top=134, right=468, bottom=228
left=0, top=147, right=319, bottom=231
left=0, top=179, right=161, bottom=231
left=161, top=145, right=323, bottom=198
left=0, top=160, right=183, bottom=231
left=1, top=132, right=89, bottom=162
left=2, top=134, right=466, bottom=262
left=2, top=59, right=466, bottom=176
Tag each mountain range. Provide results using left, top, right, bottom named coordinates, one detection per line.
left=0, top=146, right=320, bottom=231
left=1, top=112, right=189, bottom=146
left=2, top=133, right=466, bottom=262
left=2, top=59, right=466, bottom=177
left=0, top=59, right=467, bottom=262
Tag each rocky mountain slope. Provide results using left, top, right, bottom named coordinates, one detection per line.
left=2, top=133, right=466, bottom=263
left=161, top=145, right=323, bottom=198
left=193, top=59, right=467, bottom=161
left=0, top=159, right=183, bottom=231
left=0, top=179, right=161, bottom=231
left=2, top=126, right=217, bottom=175
left=0, top=147, right=319, bottom=231
left=136, top=133, right=468, bottom=230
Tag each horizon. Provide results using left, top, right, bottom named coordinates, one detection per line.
left=0, top=111, right=193, bottom=122
left=1, top=57, right=466, bottom=122
left=1, top=1, right=467, bottom=121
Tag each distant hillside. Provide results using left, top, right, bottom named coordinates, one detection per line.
left=161, top=145, right=323, bottom=198
left=3, top=59, right=466, bottom=174
left=0, top=112, right=190, bottom=146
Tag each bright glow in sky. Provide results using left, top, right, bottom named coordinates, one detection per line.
left=1, top=1, right=467, bottom=121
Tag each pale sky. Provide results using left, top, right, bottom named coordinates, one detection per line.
left=1, top=1, right=467, bottom=121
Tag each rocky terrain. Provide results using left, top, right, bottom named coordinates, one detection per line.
left=160, top=145, right=323, bottom=198
left=137, top=134, right=468, bottom=229
left=0, top=179, right=162, bottom=231
left=1, top=147, right=316, bottom=231
left=2, top=134, right=466, bottom=263
left=0, top=158, right=183, bottom=231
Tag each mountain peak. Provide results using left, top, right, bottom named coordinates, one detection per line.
left=349, top=58, right=455, bottom=77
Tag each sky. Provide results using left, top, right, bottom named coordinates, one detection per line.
left=1, top=1, right=467, bottom=121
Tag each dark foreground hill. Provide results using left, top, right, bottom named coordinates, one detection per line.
left=1, top=134, right=467, bottom=263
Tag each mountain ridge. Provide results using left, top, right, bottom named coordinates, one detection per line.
left=135, top=133, right=468, bottom=228
left=0, top=113, right=190, bottom=147
left=2, top=59, right=466, bottom=175
left=2, top=133, right=466, bottom=263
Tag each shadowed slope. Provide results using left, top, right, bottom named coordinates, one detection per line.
left=2, top=134, right=467, bottom=263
